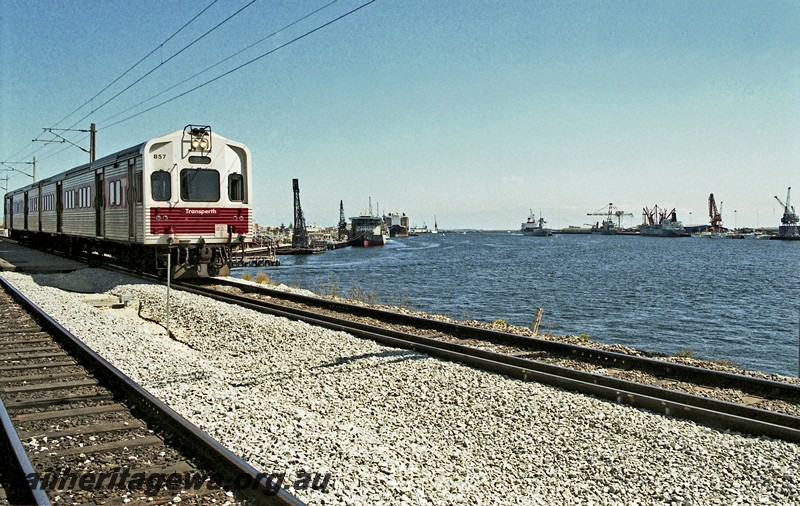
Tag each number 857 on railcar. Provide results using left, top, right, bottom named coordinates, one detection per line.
left=3, top=125, right=253, bottom=278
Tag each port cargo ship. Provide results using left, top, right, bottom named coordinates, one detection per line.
left=384, top=212, right=410, bottom=238
left=521, top=211, right=552, bottom=236
left=639, top=206, right=689, bottom=237
left=350, top=215, right=388, bottom=247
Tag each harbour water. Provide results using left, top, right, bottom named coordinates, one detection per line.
left=234, top=232, right=800, bottom=377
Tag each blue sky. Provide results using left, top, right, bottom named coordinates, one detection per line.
left=1, top=0, right=798, bottom=230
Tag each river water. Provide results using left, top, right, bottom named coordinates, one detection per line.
left=234, top=232, right=800, bottom=377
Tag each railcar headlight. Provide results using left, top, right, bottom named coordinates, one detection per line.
left=185, top=125, right=212, bottom=153
left=191, top=138, right=208, bottom=150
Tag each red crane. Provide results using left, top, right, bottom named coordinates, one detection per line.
left=708, top=194, right=722, bottom=231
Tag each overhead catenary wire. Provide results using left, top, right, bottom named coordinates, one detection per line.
left=66, top=0, right=257, bottom=131
left=3, top=0, right=221, bottom=165
left=100, top=0, right=342, bottom=126
left=54, top=0, right=221, bottom=130
left=3, top=0, right=260, bottom=174
left=38, top=0, right=255, bottom=163
left=4, top=0, right=378, bottom=182
left=103, top=0, right=378, bottom=131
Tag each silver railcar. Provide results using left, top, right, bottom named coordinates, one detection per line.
left=4, top=125, right=253, bottom=277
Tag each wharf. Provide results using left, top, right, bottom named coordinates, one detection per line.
left=554, top=227, right=591, bottom=234
left=231, top=255, right=281, bottom=267
left=232, top=244, right=281, bottom=266
left=327, top=239, right=356, bottom=249
left=276, top=246, right=325, bottom=255
left=553, top=228, right=642, bottom=236
left=275, top=239, right=355, bottom=254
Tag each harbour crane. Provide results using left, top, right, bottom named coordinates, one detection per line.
left=587, top=203, right=634, bottom=228
left=774, top=187, right=799, bottom=225
left=708, top=193, right=722, bottom=231
left=642, top=206, right=656, bottom=225
left=614, top=209, right=635, bottom=228
left=642, top=205, right=677, bottom=225
left=291, top=178, right=310, bottom=249
left=338, top=200, right=348, bottom=240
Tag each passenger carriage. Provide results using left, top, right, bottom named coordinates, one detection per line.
left=3, top=125, right=253, bottom=277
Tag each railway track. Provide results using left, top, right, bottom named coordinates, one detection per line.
left=0, top=277, right=304, bottom=506
left=177, top=277, right=800, bottom=443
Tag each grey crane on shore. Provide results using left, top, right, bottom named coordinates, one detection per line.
left=774, top=187, right=798, bottom=226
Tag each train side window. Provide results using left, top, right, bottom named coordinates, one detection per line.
left=151, top=171, right=171, bottom=201
left=108, top=180, right=122, bottom=207
left=136, top=173, right=143, bottom=204
left=228, top=174, right=244, bottom=202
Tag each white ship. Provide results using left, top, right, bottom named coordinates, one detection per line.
left=521, top=210, right=552, bottom=237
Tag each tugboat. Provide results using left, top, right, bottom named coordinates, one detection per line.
left=521, top=210, right=552, bottom=236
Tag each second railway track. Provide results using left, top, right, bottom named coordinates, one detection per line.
left=180, top=277, right=800, bottom=443
left=0, top=276, right=303, bottom=506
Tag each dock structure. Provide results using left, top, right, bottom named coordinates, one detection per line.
left=232, top=240, right=280, bottom=267
left=291, top=178, right=310, bottom=249
left=231, top=255, right=281, bottom=267
left=773, top=187, right=799, bottom=239
left=338, top=200, right=348, bottom=240
left=276, top=245, right=325, bottom=255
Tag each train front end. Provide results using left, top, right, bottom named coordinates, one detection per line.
left=141, top=125, right=253, bottom=278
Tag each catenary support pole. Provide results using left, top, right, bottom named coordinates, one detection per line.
left=90, top=123, right=96, bottom=162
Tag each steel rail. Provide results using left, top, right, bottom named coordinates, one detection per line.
left=0, top=397, right=52, bottom=505
left=204, top=277, right=800, bottom=403
left=12, top=236, right=797, bottom=401
left=0, top=277, right=305, bottom=506
left=175, top=280, right=800, bottom=443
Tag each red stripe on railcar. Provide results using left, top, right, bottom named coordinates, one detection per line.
left=149, top=207, right=249, bottom=235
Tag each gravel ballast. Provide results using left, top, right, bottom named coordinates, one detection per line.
left=2, top=269, right=798, bottom=505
